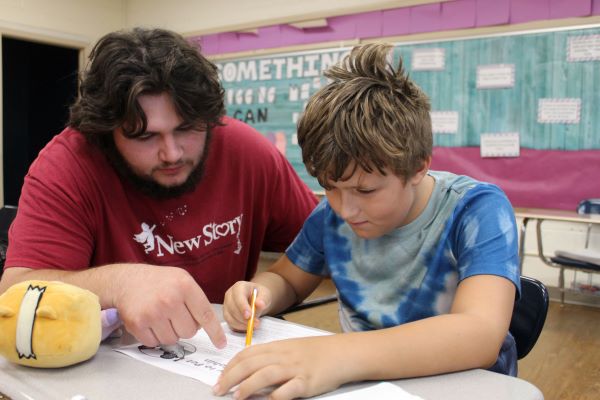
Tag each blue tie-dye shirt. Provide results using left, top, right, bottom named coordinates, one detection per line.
left=286, top=171, right=521, bottom=375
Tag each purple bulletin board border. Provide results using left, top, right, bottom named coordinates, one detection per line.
left=191, top=0, right=599, bottom=56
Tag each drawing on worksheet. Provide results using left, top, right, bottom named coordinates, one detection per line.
left=115, top=317, right=329, bottom=386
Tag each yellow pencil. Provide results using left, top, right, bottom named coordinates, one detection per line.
left=245, top=287, right=258, bottom=347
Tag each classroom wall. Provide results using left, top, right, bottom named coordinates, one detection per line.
left=0, top=0, right=124, bottom=206
left=124, top=0, right=441, bottom=36
left=182, top=0, right=600, bottom=213
left=148, top=0, right=596, bottom=303
left=192, top=0, right=600, bottom=57
left=0, top=0, right=123, bottom=46
left=0, top=0, right=597, bottom=304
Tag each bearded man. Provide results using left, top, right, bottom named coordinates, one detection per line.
left=0, top=28, right=317, bottom=349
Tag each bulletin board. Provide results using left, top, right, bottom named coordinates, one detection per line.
left=215, top=24, right=600, bottom=209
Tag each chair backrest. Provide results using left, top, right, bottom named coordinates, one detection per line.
left=0, top=205, right=18, bottom=241
left=0, top=206, right=18, bottom=276
left=577, top=199, right=600, bottom=215
left=509, top=276, right=549, bottom=359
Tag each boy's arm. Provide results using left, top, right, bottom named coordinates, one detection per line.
left=254, top=254, right=324, bottom=315
left=222, top=255, right=323, bottom=330
left=215, top=274, right=515, bottom=400
left=344, top=274, right=515, bottom=379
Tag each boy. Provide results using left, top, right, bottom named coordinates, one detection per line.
left=215, top=43, right=520, bottom=400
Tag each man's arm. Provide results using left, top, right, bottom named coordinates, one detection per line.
left=1, top=265, right=132, bottom=308
left=0, top=265, right=226, bottom=349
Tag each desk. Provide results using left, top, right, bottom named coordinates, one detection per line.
left=514, top=207, right=600, bottom=302
left=0, top=305, right=543, bottom=400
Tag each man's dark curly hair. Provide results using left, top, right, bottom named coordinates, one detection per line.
left=69, top=27, right=225, bottom=142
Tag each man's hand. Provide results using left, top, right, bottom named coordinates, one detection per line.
left=222, top=281, right=272, bottom=332
left=0, top=265, right=226, bottom=348
left=112, top=265, right=226, bottom=348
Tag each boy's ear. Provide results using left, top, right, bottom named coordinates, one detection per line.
left=420, top=156, right=432, bottom=173
left=410, top=157, right=432, bottom=184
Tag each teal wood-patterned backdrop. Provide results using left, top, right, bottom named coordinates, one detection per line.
left=216, top=25, right=600, bottom=191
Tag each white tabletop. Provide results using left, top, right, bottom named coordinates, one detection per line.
left=514, top=207, right=600, bottom=224
left=0, top=305, right=543, bottom=400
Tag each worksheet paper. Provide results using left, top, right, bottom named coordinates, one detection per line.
left=116, top=318, right=422, bottom=399
left=115, top=317, right=330, bottom=386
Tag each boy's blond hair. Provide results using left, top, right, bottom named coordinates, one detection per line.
left=297, top=43, right=432, bottom=188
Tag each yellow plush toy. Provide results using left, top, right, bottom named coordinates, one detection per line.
left=0, top=280, right=101, bottom=368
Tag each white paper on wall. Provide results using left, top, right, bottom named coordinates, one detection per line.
left=567, top=34, right=600, bottom=62
left=480, top=132, right=520, bottom=158
left=430, top=111, right=459, bottom=134
left=476, top=64, right=515, bottom=89
left=411, top=48, right=445, bottom=71
left=537, top=98, right=581, bottom=124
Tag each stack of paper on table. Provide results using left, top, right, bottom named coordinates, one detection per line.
left=554, top=248, right=600, bottom=267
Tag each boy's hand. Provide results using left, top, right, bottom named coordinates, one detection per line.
left=213, top=336, right=346, bottom=400
left=223, top=281, right=272, bottom=331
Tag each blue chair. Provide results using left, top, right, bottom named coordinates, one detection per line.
left=509, top=276, right=549, bottom=359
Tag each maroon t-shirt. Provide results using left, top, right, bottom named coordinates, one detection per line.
left=6, top=117, right=317, bottom=303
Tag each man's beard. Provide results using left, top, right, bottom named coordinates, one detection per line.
left=100, top=131, right=212, bottom=200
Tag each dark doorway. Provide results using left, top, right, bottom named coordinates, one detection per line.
left=2, top=36, right=79, bottom=206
